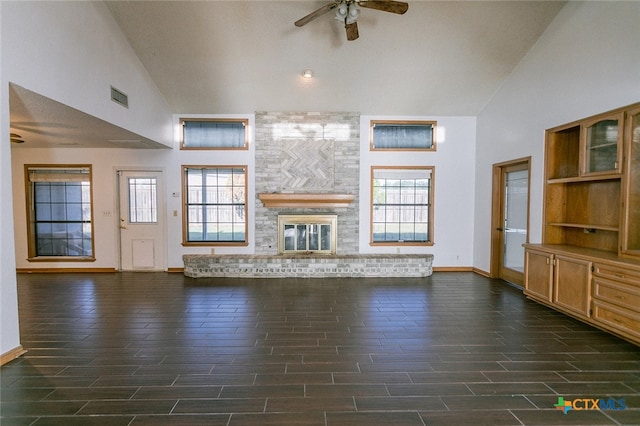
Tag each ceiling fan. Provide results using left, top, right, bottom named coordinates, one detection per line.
left=295, top=0, right=409, bottom=41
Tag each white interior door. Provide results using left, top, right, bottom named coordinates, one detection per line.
left=118, top=170, right=166, bottom=271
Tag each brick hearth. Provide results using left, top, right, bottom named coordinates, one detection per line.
left=183, top=254, right=433, bottom=278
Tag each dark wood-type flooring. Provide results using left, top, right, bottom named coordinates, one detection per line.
left=1, top=272, right=639, bottom=425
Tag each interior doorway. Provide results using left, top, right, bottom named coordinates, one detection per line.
left=117, top=170, right=166, bottom=271
left=491, top=157, right=531, bottom=286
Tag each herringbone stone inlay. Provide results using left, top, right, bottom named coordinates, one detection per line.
left=280, top=139, right=335, bottom=190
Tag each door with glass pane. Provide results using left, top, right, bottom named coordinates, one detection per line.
left=492, top=159, right=530, bottom=286
left=118, top=171, right=166, bottom=271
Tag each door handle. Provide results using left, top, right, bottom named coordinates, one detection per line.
left=496, top=228, right=504, bottom=231
left=120, top=218, right=127, bottom=229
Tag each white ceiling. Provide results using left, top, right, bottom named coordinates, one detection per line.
left=10, top=0, right=567, bottom=148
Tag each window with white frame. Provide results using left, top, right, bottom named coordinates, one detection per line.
left=371, top=166, right=434, bottom=245
left=370, top=120, right=436, bottom=151
left=25, top=165, right=94, bottom=259
left=180, top=118, right=248, bottom=149
left=183, top=166, right=247, bottom=245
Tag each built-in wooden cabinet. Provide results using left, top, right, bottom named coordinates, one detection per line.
left=525, top=102, right=640, bottom=346
left=524, top=249, right=553, bottom=302
left=553, top=255, right=592, bottom=319
left=524, top=247, right=591, bottom=319
left=621, top=106, right=640, bottom=257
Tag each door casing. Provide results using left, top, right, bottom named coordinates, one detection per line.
left=490, top=157, right=531, bottom=285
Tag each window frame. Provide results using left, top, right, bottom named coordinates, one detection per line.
left=370, top=120, right=437, bottom=151
left=24, top=164, right=96, bottom=261
left=181, top=165, right=249, bottom=246
left=370, top=165, right=435, bottom=246
left=180, top=118, right=249, bottom=150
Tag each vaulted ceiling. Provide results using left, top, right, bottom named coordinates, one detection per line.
left=10, top=1, right=567, bottom=148
left=105, top=0, right=566, bottom=115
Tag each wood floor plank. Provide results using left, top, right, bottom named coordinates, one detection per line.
left=1, top=272, right=639, bottom=425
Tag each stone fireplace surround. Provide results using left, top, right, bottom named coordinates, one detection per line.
left=183, top=111, right=433, bottom=278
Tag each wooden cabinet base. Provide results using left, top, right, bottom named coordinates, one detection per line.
left=524, top=244, right=640, bottom=347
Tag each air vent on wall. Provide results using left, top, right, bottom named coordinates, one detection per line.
left=110, top=86, right=129, bottom=108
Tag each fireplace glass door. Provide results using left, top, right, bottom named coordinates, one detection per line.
left=284, top=224, right=331, bottom=252
left=278, top=215, right=337, bottom=254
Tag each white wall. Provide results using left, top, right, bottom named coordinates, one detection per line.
left=13, top=113, right=474, bottom=270
left=2, top=1, right=173, bottom=146
left=359, top=116, right=477, bottom=267
left=0, top=1, right=21, bottom=358
left=1, top=0, right=173, bottom=357
left=473, top=1, right=640, bottom=272
left=10, top=114, right=256, bottom=270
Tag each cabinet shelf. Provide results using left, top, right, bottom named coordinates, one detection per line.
left=548, top=222, right=619, bottom=232
left=547, top=175, right=621, bottom=184
left=588, top=141, right=618, bottom=150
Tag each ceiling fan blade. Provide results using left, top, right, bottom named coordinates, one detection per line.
left=295, top=2, right=339, bottom=27
left=345, top=21, right=359, bottom=41
left=359, top=0, right=408, bottom=15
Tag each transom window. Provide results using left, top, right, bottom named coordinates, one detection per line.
left=25, top=165, right=94, bottom=259
left=183, top=166, right=247, bottom=245
left=180, top=118, right=248, bottom=150
left=371, top=166, right=434, bottom=245
left=370, top=120, right=436, bottom=151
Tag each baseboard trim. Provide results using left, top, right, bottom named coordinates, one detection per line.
left=472, top=267, right=491, bottom=278
left=167, top=267, right=184, bottom=273
left=1, top=345, right=27, bottom=366
left=432, top=266, right=474, bottom=272
left=17, top=268, right=117, bottom=274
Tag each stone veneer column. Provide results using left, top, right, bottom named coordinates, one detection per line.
left=254, top=112, right=360, bottom=255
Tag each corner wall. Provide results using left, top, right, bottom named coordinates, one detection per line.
left=474, top=1, right=640, bottom=272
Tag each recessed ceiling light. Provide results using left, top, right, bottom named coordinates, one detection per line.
left=302, top=69, right=314, bottom=78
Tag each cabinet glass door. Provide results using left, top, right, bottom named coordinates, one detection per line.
left=623, top=107, right=640, bottom=255
left=583, top=113, right=623, bottom=175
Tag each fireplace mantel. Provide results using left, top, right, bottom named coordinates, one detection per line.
left=258, top=193, right=355, bottom=208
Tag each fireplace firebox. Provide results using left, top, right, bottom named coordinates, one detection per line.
left=277, top=214, right=337, bottom=255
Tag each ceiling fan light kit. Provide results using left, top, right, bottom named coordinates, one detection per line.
left=10, top=132, right=25, bottom=144
left=295, top=0, right=408, bottom=41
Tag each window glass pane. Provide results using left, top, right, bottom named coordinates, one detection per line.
left=372, top=167, right=433, bottom=243
left=308, top=225, right=319, bottom=250
left=188, top=224, right=204, bottom=241
left=29, top=167, right=93, bottom=257
left=321, top=225, right=331, bottom=251
left=128, top=178, right=157, bottom=223
left=296, top=225, right=306, bottom=250
left=284, top=224, right=295, bottom=250
left=50, top=184, right=65, bottom=202
left=232, top=224, right=246, bottom=241
left=184, top=167, right=246, bottom=243
left=182, top=120, right=246, bottom=149
left=372, top=123, right=433, bottom=149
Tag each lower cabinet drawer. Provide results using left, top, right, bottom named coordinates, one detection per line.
left=593, top=278, right=640, bottom=311
left=593, top=264, right=640, bottom=285
left=592, top=301, right=640, bottom=339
